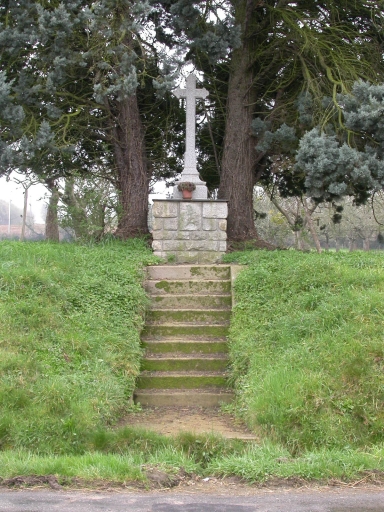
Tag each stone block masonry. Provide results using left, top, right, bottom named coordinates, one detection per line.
left=152, top=199, right=228, bottom=263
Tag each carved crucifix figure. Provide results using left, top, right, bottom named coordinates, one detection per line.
left=173, top=74, right=209, bottom=198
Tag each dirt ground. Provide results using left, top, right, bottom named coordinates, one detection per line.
left=2, top=471, right=384, bottom=494
left=121, top=406, right=258, bottom=440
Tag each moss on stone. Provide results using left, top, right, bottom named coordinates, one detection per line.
left=150, top=295, right=232, bottom=309
left=136, top=374, right=228, bottom=389
left=142, top=324, right=229, bottom=338
left=147, top=309, right=231, bottom=325
left=142, top=358, right=228, bottom=372
left=155, top=280, right=171, bottom=292
left=153, top=280, right=232, bottom=294
left=190, top=266, right=231, bottom=279
left=141, top=341, right=229, bottom=354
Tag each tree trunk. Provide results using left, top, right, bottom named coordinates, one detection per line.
left=363, top=237, right=370, bottom=251
left=95, top=203, right=106, bottom=240
left=324, top=233, right=329, bottom=251
left=112, top=94, right=150, bottom=239
left=302, top=199, right=322, bottom=253
left=294, top=231, right=300, bottom=249
left=20, top=186, right=28, bottom=242
left=63, top=178, right=89, bottom=239
left=218, top=1, right=276, bottom=246
left=349, top=238, right=356, bottom=251
left=45, top=180, right=60, bottom=242
left=218, top=42, right=258, bottom=241
left=295, top=231, right=304, bottom=250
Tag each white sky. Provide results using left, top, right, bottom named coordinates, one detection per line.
left=0, top=173, right=172, bottom=226
left=0, top=65, right=195, bottom=225
left=0, top=174, right=47, bottom=223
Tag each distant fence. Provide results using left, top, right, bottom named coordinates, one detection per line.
left=0, top=224, right=45, bottom=240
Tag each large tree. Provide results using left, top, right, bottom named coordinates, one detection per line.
left=2, top=1, right=383, bottom=243
left=295, top=81, right=384, bottom=205
left=217, top=0, right=384, bottom=241
left=0, top=0, right=183, bottom=239
left=166, top=0, right=384, bottom=241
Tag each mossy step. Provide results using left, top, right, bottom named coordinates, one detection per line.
left=136, top=371, right=228, bottom=389
left=144, top=352, right=228, bottom=359
left=147, top=265, right=231, bottom=281
left=142, top=356, right=228, bottom=372
left=151, top=294, right=232, bottom=310
left=141, top=339, right=228, bottom=354
left=146, top=280, right=231, bottom=296
left=134, top=389, right=234, bottom=407
left=142, top=324, right=229, bottom=339
left=146, top=309, right=231, bottom=325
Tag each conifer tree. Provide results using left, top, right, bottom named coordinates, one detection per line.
left=2, top=1, right=383, bottom=242
left=0, top=0, right=181, bottom=238
left=162, top=0, right=384, bottom=241
left=220, top=0, right=384, bottom=241
left=295, top=81, right=384, bottom=205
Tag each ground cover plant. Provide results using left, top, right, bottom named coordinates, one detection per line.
left=0, top=239, right=158, bottom=454
left=223, top=250, right=384, bottom=453
left=1, top=241, right=384, bottom=486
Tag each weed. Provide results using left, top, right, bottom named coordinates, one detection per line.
left=1, top=439, right=383, bottom=483
left=175, top=432, right=233, bottom=466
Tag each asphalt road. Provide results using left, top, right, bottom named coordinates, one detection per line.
left=0, top=489, right=384, bottom=512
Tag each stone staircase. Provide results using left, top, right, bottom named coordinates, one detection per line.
left=134, top=265, right=235, bottom=407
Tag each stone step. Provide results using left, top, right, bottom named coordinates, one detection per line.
left=142, top=339, right=228, bottom=354
left=151, top=294, right=232, bottom=310
left=146, top=309, right=231, bottom=326
left=136, top=264, right=237, bottom=408
left=142, top=355, right=228, bottom=372
left=134, top=389, right=234, bottom=407
left=147, top=265, right=231, bottom=281
left=136, top=371, right=228, bottom=389
left=142, top=324, right=229, bottom=340
left=145, top=279, right=231, bottom=296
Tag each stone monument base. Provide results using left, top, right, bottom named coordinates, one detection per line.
left=152, top=199, right=228, bottom=264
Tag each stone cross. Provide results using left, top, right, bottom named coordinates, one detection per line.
left=173, top=74, right=209, bottom=198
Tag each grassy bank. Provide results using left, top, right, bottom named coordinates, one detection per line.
left=1, top=435, right=384, bottom=484
left=0, top=239, right=157, bottom=454
left=1, top=242, right=384, bottom=486
left=223, top=249, right=384, bottom=453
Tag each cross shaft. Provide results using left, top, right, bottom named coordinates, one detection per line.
left=173, top=74, right=209, bottom=174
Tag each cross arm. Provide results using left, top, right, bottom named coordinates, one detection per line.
left=173, top=87, right=186, bottom=99
left=195, top=88, right=209, bottom=99
left=173, top=86, right=209, bottom=99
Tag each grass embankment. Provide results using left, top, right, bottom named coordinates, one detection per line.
left=224, top=250, right=384, bottom=452
left=1, top=243, right=384, bottom=485
left=0, top=239, right=158, bottom=454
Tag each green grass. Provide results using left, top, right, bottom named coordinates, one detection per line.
left=1, top=242, right=384, bottom=485
left=1, top=437, right=383, bottom=484
left=0, top=239, right=158, bottom=454
left=223, top=249, right=384, bottom=452
left=207, top=441, right=384, bottom=481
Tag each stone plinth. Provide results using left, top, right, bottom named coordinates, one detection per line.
left=152, top=199, right=228, bottom=263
